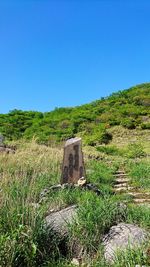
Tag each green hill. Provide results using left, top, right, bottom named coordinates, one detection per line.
left=0, top=83, right=150, bottom=145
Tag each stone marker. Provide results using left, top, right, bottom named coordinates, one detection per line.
left=61, top=137, right=85, bottom=184
left=0, top=134, right=4, bottom=146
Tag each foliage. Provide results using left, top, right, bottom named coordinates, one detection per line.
left=96, top=145, right=122, bottom=156
left=0, top=141, right=150, bottom=266
left=141, top=122, right=150, bottom=129
left=0, top=83, right=149, bottom=145
left=121, top=118, right=136, bottom=129
left=82, top=124, right=112, bottom=146
left=125, top=143, right=146, bottom=158
left=70, top=195, right=126, bottom=253
left=127, top=161, right=150, bottom=189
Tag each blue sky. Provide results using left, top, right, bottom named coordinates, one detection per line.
left=0, top=0, right=150, bottom=113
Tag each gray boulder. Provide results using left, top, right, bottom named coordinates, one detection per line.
left=45, top=205, right=84, bottom=258
left=45, top=205, right=77, bottom=236
left=103, top=223, right=148, bottom=263
left=0, top=145, right=15, bottom=154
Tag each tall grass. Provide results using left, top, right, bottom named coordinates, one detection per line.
left=127, top=160, right=150, bottom=190
left=0, top=140, right=150, bottom=266
left=0, top=141, right=63, bottom=266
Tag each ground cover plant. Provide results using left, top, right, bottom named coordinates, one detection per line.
left=0, top=136, right=150, bottom=267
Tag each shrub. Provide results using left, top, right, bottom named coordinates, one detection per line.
left=83, top=125, right=112, bottom=146
left=96, top=145, right=122, bottom=156
left=121, top=118, right=136, bottom=129
left=125, top=143, right=146, bottom=158
left=141, top=123, right=150, bottom=129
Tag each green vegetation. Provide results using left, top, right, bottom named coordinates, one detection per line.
left=96, top=145, right=122, bottom=156
left=0, top=139, right=150, bottom=266
left=0, top=83, right=150, bottom=266
left=0, top=83, right=150, bottom=144
left=127, top=161, right=150, bottom=190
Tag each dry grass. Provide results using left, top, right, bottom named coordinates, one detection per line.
left=108, top=126, right=150, bottom=150
left=0, top=139, right=150, bottom=266
left=0, top=140, right=63, bottom=185
left=0, top=140, right=63, bottom=214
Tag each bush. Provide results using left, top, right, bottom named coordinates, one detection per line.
left=125, top=143, right=146, bottom=158
left=121, top=118, right=136, bottom=129
left=96, top=145, right=122, bottom=156
left=141, top=123, right=150, bottom=129
left=83, top=124, right=112, bottom=146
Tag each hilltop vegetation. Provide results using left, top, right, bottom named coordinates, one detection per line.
left=0, top=83, right=150, bottom=145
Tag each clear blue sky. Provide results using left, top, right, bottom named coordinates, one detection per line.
left=0, top=0, right=150, bottom=113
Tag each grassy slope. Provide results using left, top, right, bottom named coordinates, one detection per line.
left=0, top=83, right=150, bottom=266
left=0, top=139, right=150, bottom=267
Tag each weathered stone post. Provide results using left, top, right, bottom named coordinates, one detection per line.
left=61, top=137, right=85, bottom=184
left=0, top=134, right=4, bottom=146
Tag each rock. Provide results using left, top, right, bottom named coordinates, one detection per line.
left=83, top=183, right=103, bottom=196
left=113, top=187, right=127, bottom=193
left=61, top=137, right=85, bottom=184
left=50, top=184, right=62, bottom=190
left=114, top=173, right=128, bottom=177
left=115, top=178, right=130, bottom=183
left=103, top=223, right=148, bottom=263
left=77, top=177, right=87, bottom=186
left=71, top=258, right=80, bottom=266
left=114, top=186, right=134, bottom=193
left=45, top=205, right=77, bottom=236
left=114, top=183, right=128, bottom=188
left=40, top=188, right=49, bottom=197
left=127, top=186, right=134, bottom=191
left=115, top=170, right=125, bottom=174
left=0, top=146, right=15, bottom=154
left=87, top=154, right=102, bottom=161
left=0, top=146, right=6, bottom=152
left=128, top=192, right=150, bottom=197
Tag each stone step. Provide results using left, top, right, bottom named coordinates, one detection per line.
left=113, top=173, right=128, bottom=177
left=115, top=170, right=125, bottom=174
left=114, top=187, right=128, bottom=193
left=114, top=186, right=134, bottom=193
left=114, top=183, right=128, bottom=188
left=125, top=186, right=134, bottom=191
left=133, top=199, right=150, bottom=204
left=115, top=178, right=130, bottom=183
left=127, top=192, right=150, bottom=198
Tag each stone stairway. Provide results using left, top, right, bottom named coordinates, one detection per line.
left=113, top=170, right=150, bottom=206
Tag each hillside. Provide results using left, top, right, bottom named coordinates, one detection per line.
left=0, top=83, right=150, bottom=144
left=0, top=83, right=150, bottom=266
